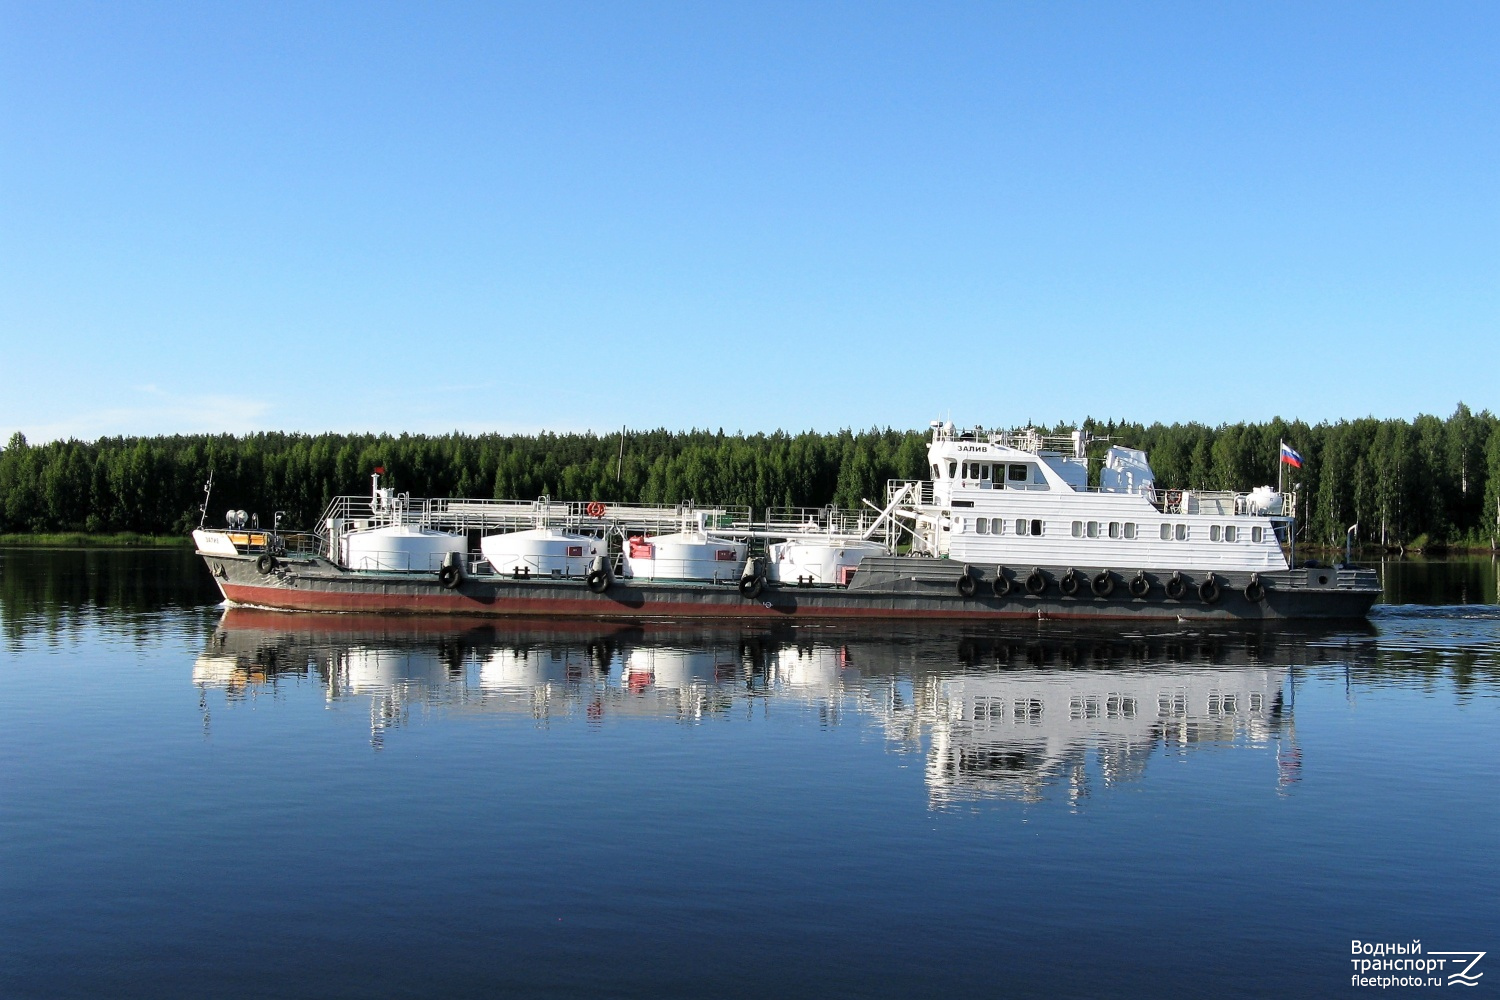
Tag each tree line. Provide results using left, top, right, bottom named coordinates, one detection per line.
left=2, top=405, right=1497, bottom=547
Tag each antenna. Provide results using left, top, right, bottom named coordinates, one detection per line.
left=198, top=469, right=214, bottom=528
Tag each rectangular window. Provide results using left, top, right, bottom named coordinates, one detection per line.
left=980, top=464, right=991, bottom=481
left=1009, top=464, right=1028, bottom=482
left=1108, top=521, right=1121, bottom=539
left=1251, top=526, right=1264, bottom=543
left=976, top=517, right=988, bottom=535
left=1210, top=525, right=1222, bottom=542
left=1031, top=519, right=1043, bottom=536
left=1086, top=521, right=1100, bottom=538
left=1160, top=523, right=1172, bottom=541
left=1175, top=524, right=1187, bottom=541
left=1016, top=518, right=1027, bottom=535
left=1072, top=520, right=1083, bottom=537
left=1124, top=522, right=1136, bottom=539
left=1224, top=525, right=1237, bottom=542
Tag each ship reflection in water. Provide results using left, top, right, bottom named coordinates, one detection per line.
left=195, top=609, right=1373, bottom=807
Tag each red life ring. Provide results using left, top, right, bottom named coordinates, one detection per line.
left=586, top=501, right=606, bottom=518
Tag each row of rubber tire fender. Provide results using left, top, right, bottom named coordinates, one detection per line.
left=957, top=566, right=1265, bottom=604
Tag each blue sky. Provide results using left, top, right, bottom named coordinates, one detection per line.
left=2, top=1, right=1495, bottom=441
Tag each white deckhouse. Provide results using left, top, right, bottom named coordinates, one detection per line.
left=893, top=421, right=1292, bottom=577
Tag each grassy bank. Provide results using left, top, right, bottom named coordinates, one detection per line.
left=0, top=532, right=191, bottom=548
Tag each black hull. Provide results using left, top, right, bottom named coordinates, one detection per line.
left=199, top=552, right=1382, bottom=622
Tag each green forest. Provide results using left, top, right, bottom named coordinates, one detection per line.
left=3, top=405, right=1498, bottom=549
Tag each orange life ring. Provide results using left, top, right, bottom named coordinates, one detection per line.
left=586, top=501, right=606, bottom=518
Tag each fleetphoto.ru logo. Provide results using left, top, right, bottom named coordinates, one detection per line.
left=1351, top=940, right=1486, bottom=988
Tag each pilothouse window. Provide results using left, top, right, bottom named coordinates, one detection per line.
left=1009, top=464, right=1029, bottom=483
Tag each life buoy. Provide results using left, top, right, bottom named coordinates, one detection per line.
left=739, top=575, right=764, bottom=599
left=1166, top=571, right=1187, bottom=599
left=586, top=501, right=606, bottom=518
left=1129, top=570, right=1150, bottom=599
left=1091, top=570, right=1114, bottom=598
left=1025, top=567, right=1046, bottom=595
left=439, top=563, right=462, bottom=589
left=956, top=568, right=976, bottom=599
left=586, top=569, right=610, bottom=593
left=1059, top=568, right=1080, bottom=597
left=992, top=567, right=1011, bottom=598
left=256, top=553, right=276, bottom=575
left=1244, top=573, right=1265, bottom=603
left=1199, top=573, right=1221, bottom=604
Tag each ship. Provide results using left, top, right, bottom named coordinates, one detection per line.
left=191, top=421, right=1381, bottom=621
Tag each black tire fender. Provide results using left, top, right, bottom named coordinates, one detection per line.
left=1025, top=567, right=1046, bottom=595
left=1166, top=571, right=1187, bottom=599
left=586, top=569, right=609, bottom=593
left=956, top=568, right=976, bottom=599
left=739, top=575, right=764, bottom=599
left=1129, top=571, right=1150, bottom=599
left=992, top=567, right=1011, bottom=598
left=256, top=553, right=275, bottom=575
left=1199, top=573, right=1221, bottom=604
left=1090, top=570, right=1114, bottom=598
left=1244, top=573, right=1266, bottom=603
left=1059, top=568, right=1080, bottom=597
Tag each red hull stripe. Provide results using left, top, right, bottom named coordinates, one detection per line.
left=219, top=581, right=1238, bottom=622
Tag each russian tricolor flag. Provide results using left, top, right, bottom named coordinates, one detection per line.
left=1280, top=442, right=1303, bottom=468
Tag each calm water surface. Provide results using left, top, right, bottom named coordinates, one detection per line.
left=2, top=549, right=1497, bottom=998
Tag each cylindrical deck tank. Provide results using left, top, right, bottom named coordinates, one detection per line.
left=341, top=525, right=466, bottom=572
left=621, top=531, right=747, bottom=582
left=766, top=539, right=885, bottom=585
left=479, top=528, right=608, bottom=577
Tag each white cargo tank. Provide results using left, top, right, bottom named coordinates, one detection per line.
left=479, top=528, right=608, bottom=577
left=622, top=530, right=747, bottom=582
left=766, top=539, right=885, bottom=585
left=341, top=525, right=465, bottom=572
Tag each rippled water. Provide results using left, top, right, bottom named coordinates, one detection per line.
left=2, top=549, right=1497, bottom=998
